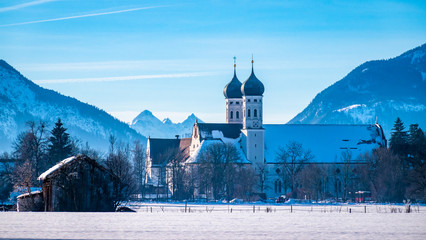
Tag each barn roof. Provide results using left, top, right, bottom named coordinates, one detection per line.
left=264, top=124, right=387, bottom=163
left=38, top=156, right=76, bottom=180
left=37, top=155, right=107, bottom=181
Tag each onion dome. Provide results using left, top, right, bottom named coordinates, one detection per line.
left=241, top=59, right=264, bottom=96
left=223, top=59, right=243, bottom=98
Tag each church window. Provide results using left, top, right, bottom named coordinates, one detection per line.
left=255, top=144, right=257, bottom=148
left=254, top=99, right=257, bottom=102
left=236, top=111, right=239, bottom=119
left=254, top=109, right=257, bottom=117
left=275, top=180, right=282, bottom=193
left=230, top=111, right=233, bottom=119
left=248, top=99, right=251, bottom=102
left=248, top=109, right=251, bottom=117
left=236, top=102, right=239, bottom=105
left=338, top=180, right=342, bottom=193
left=230, top=101, right=233, bottom=105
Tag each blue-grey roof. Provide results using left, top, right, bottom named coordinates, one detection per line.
left=264, top=124, right=386, bottom=163
left=198, top=123, right=242, bottom=139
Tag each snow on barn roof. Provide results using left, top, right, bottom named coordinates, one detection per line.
left=37, top=156, right=76, bottom=181
left=264, top=124, right=386, bottom=163
left=17, top=190, right=42, bottom=199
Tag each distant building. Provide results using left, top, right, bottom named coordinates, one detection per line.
left=145, top=58, right=387, bottom=200
left=145, top=137, right=191, bottom=198
left=37, top=154, right=117, bottom=211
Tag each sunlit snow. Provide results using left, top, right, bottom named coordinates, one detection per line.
left=1, top=204, right=425, bottom=240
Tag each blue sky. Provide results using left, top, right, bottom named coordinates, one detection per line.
left=1, top=0, right=425, bottom=124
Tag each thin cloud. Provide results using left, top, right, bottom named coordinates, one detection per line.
left=35, top=72, right=216, bottom=84
left=0, top=0, right=56, bottom=13
left=1, top=5, right=165, bottom=27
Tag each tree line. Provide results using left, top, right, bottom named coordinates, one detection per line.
left=0, top=119, right=146, bottom=206
left=271, top=117, right=426, bottom=203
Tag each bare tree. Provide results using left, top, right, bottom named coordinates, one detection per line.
left=198, top=142, right=240, bottom=200
left=132, top=140, right=145, bottom=199
left=0, top=153, right=14, bottom=204
left=158, top=147, right=186, bottom=200
left=13, top=121, right=48, bottom=187
left=297, top=164, right=326, bottom=201
left=105, top=137, right=136, bottom=208
left=359, top=148, right=404, bottom=202
left=340, top=150, right=354, bottom=201
left=276, top=141, right=313, bottom=198
left=234, top=166, right=257, bottom=201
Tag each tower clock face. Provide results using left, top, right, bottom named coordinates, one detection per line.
left=253, top=120, right=259, bottom=128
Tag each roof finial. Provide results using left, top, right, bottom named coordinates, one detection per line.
left=233, top=56, right=236, bottom=75
left=251, top=54, right=254, bottom=71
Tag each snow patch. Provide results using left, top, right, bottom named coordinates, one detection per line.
left=411, top=50, right=425, bottom=64
left=421, top=72, right=426, bottom=82
left=335, top=104, right=365, bottom=112
left=361, top=68, right=368, bottom=73
left=392, top=103, right=426, bottom=112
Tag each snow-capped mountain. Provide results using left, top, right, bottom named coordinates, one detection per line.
left=289, top=43, right=426, bottom=137
left=130, top=110, right=203, bottom=138
left=0, top=60, right=145, bottom=153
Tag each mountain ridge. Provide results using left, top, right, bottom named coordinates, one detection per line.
left=289, top=43, right=426, bottom=136
left=130, top=110, right=202, bottom=139
left=0, top=60, right=145, bottom=152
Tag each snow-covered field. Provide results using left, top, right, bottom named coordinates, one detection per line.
left=1, top=204, right=426, bottom=240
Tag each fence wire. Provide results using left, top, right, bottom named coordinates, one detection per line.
left=126, top=203, right=424, bottom=214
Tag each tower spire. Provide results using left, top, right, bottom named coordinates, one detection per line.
left=251, top=54, right=254, bottom=72
left=233, top=56, right=237, bottom=75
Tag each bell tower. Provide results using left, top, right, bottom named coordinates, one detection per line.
left=240, top=57, right=265, bottom=167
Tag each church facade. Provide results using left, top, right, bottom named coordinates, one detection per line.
left=145, top=59, right=387, bottom=200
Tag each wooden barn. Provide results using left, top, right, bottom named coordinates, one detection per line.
left=37, top=154, right=117, bottom=212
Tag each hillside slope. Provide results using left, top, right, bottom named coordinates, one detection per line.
left=0, top=60, right=145, bottom=152
left=289, top=43, right=426, bottom=136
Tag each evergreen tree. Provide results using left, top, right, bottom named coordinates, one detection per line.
left=47, top=119, right=72, bottom=167
left=406, top=124, right=426, bottom=200
left=389, top=117, right=409, bottom=160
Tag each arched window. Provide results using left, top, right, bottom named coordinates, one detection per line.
left=236, top=111, right=239, bottom=119
left=338, top=180, right=342, bottom=193
left=279, top=181, right=282, bottom=193
left=275, top=180, right=282, bottom=193
left=230, top=111, right=233, bottom=119
left=248, top=109, right=251, bottom=117
left=254, top=109, right=257, bottom=117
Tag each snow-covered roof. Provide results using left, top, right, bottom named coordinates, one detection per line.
left=37, top=156, right=76, bottom=181
left=186, top=138, right=250, bottom=164
left=17, top=190, right=42, bottom=199
left=264, top=124, right=386, bottom=163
